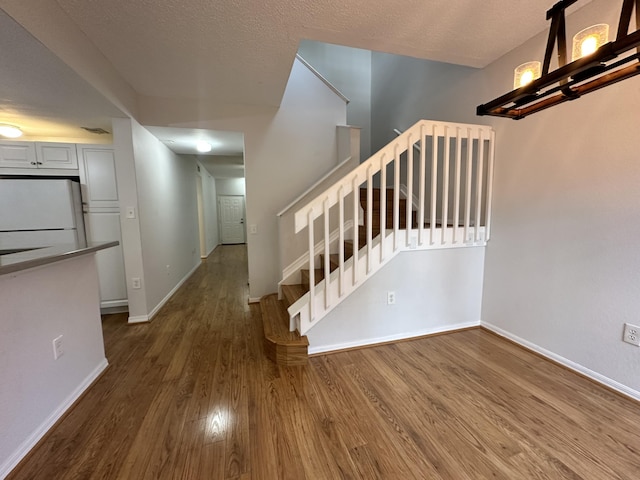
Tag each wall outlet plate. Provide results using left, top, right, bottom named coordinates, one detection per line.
left=623, top=323, right=640, bottom=346
left=387, top=291, right=396, bottom=305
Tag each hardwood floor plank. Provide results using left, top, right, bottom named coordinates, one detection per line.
left=7, top=245, right=640, bottom=480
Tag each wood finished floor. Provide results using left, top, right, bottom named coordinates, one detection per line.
left=9, top=244, right=640, bottom=479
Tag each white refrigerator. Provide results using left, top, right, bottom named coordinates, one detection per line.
left=0, top=178, right=86, bottom=251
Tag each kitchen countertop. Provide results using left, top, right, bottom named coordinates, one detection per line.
left=0, top=241, right=119, bottom=276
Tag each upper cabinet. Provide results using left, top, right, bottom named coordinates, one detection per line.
left=36, top=143, right=78, bottom=169
left=0, top=141, right=77, bottom=170
left=77, top=145, right=119, bottom=210
left=0, top=141, right=37, bottom=168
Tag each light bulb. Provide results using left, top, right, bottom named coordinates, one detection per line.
left=196, top=141, right=212, bottom=153
left=0, top=124, right=23, bottom=138
left=572, top=24, right=609, bottom=61
left=513, top=61, right=541, bottom=89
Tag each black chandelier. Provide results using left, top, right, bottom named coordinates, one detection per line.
left=477, top=0, right=640, bottom=120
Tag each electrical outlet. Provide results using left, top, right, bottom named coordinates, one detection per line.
left=53, top=335, right=64, bottom=360
left=387, top=291, right=396, bottom=305
left=132, top=277, right=141, bottom=289
left=166, top=265, right=171, bottom=276
left=623, top=323, right=640, bottom=346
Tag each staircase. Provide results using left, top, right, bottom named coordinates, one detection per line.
left=260, top=119, right=495, bottom=365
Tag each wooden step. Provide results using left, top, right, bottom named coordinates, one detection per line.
left=260, top=293, right=308, bottom=366
left=300, top=268, right=325, bottom=290
left=281, top=283, right=306, bottom=308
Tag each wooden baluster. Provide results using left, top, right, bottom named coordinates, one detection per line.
left=441, top=126, right=450, bottom=245
left=464, top=128, right=473, bottom=244
left=430, top=124, right=438, bottom=245
left=475, top=130, right=485, bottom=243
left=418, top=124, right=426, bottom=246
left=453, top=128, right=462, bottom=244
left=406, top=133, right=414, bottom=247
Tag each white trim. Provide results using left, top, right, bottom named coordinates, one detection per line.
left=0, top=359, right=109, bottom=479
left=280, top=220, right=354, bottom=283
left=277, top=156, right=356, bottom=217
left=295, top=54, right=350, bottom=104
left=482, top=322, right=640, bottom=402
left=308, top=321, right=480, bottom=355
left=128, top=315, right=149, bottom=324
left=248, top=297, right=261, bottom=304
left=100, top=299, right=128, bottom=309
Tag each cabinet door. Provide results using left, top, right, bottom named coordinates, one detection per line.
left=78, top=145, right=119, bottom=210
left=85, top=211, right=127, bottom=307
left=36, top=142, right=78, bottom=169
left=0, top=141, right=37, bottom=168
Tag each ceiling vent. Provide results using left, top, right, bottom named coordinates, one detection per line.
left=81, top=127, right=110, bottom=135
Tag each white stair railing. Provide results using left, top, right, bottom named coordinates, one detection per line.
left=289, top=119, right=495, bottom=334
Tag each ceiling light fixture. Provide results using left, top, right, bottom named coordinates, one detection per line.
left=0, top=124, right=23, bottom=138
left=196, top=141, right=212, bottom=153
left=477, top=0, right=640, bottom=120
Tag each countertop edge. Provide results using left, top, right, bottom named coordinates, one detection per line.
left=0, top=241, right=119, bottom=276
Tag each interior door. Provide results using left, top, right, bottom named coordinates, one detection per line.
left=219, top=195, right=246, bottom=244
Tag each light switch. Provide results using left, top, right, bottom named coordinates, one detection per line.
left=249, top=224, right=257, bottom=234
left=126, top=207, right=136, bottom=219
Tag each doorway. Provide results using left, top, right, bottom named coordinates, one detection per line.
left=219, top=195, right=246, bottom=244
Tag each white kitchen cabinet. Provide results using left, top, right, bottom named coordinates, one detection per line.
left=0, top=141, right=37, bottom=168
left=77, top=145, right=119, bottom=209
left=36, top=142, right=78, bottom=169
left=0, top=141, right=77, bottom=170
left=78, top=144, right=128, bottom=310
left=84, top=211, right=127, bottom=308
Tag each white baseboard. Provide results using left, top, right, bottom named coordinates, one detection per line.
left=308, top=321, right=480, bottom=355
left=248, top=297, right=261, bottom=304
left=481, top=322, right=640, bottom=402
left=128, top=315, right=149, bottom=324
left=0, top=359, right=109, bottom=479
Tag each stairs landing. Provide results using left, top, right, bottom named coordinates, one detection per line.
left=260, top=293, right=308, bottom=366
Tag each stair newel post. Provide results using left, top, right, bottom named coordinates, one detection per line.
left=430, top=123, right=439, bottom=245
left=338, top=185, right=345, bottom=297
left=307, top=208, right=315, bottom=323
left=453, top=128, right=462, bottom=244
left=393, top=144, right=401, bottom=251
left=485, top=130, right=496, bottom=241
left=418, top=124, right=426, bottom=246
left=352, top=176, right=359, bottom=287
left=380, top=154, right=386, bottom=263
left=464, top=127, right=473, bottom=243
left=441, top=126, right=451, bottom=246
left=406, top=133, right=414, bottom=248
left=323, top=198, right=331, bottom=310
left=475, top=129, right=485, bottom=243
left=366, top=165, right=373, bottom=274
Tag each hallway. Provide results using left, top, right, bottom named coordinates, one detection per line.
left=8, top=245, right=640, bottom=479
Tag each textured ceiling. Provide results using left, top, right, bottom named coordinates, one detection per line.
left=54, top=0, right=594, bottom=107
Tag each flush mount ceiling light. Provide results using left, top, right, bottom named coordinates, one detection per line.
left=477, top=0, right=640, bottom=120
left=196, top=141, right=212, bottom=153
left=0, top=124, right=23, bottom=138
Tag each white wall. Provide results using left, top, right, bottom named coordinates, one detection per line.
left=215, top=177, right=246, bottom=197
left=199, top=164, right=219, bottom=255
left=307, top=247, right=485, bottom=353
left=140, top=58, right=348, bottom=298
left=0, top=255, right=107, bottom=477
left=370, top=52, right=483, bottom=152
left=479, top=0, right=640, bottom=397
left=130, top=121, right=201, bottom=313
left=297, top=40, right=372, bottom=160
